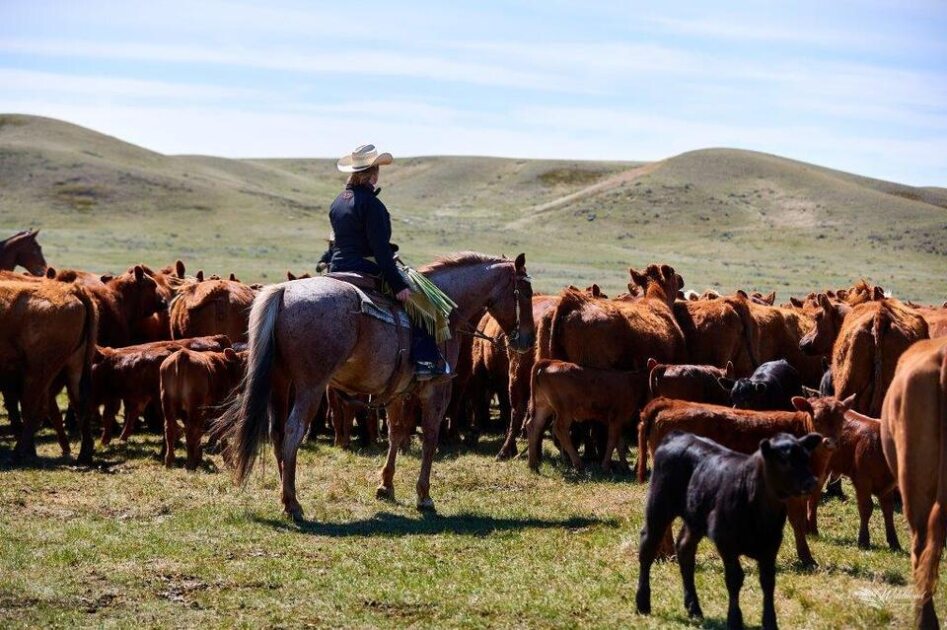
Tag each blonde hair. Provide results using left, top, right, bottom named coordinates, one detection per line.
left=347, top=166, right=378, bottom=187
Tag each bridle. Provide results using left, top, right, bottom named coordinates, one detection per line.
left=456, top=269, right=533, bottom=354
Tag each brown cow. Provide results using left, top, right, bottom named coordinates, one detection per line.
left=673, top=294, right=758, bottom=375
left=92, top=336, right=232, bottom=444
left=56, top=265, right=165, bottom=347
left=0, top=278, right=98, bottom=462
left=638, top=395, right=852, bottom=567
left=326, top=388, right=379, bottom=449
left=747, top=298, right=825, bottom=386
left=880, top=336, right=947, bottom=628
left=801, top=294, right=929, bottom=416
left=527, top=359, right=648, bottom=472
left=131, top=262, right=184, bottom=342
left=170, top=276, right=256, bottom=342
left=915, top=304, right=947, bottom=339
left=159, top=347, right=247, bottom=469
left=647, top=358, right=734, bottom=406
left=817, top=410, right=899, bottom=550
left=0, top=229, right=46, bottom=275
left=544, top=264, right=685, bottom=369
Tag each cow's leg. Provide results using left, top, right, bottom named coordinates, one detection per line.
left=553, top=417, right=583, bottom=471
left=100, top=398, right=120, bottom=445
left=758, top=554, right=778, bottom=630
left=163, top=409, right=179, bottom=468
left=184, top=409, right=204, bottom=471
left=806, top=490, right=821, bottom=536
left=15, top=372, right=53, bottom=460
left=47, top=391, right=70, bottom=457
left=416, top=386, right=450, bottom=511
left=2, top=387, right=23, bottom=433
left=526, top=405, right=553, bottom=471
left=912, top=505, right=946, bottom=630
left=377, top=399, right=409, bottom=501
left=280, top=389, right=319, bottom=521
left=600, top=419, right=621, bottom=473
left=855, top=482, right=874, bottom=549
left=119, top=398, right=147, bottom=441
left=722, top=554, right=746, bottom=629
left=636, top=503, right=676, bottom=614
left=676, top=523, right=703, bottom=619
left=61, top=357, right=92, bottom=465
left=787, top=499, right=817, bottom=568
left=880, top=491, right=901, bottom=551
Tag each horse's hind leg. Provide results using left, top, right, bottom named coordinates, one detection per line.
left=416, top=385, right=451, bottom=512
left=280, top=388, right=321, bottom=521
left=377, top=397, right=410, bottom=501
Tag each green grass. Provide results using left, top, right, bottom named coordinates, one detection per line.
left=0, top=421, right=917, bottom=629
left=1, top=114, right=945, bottom=302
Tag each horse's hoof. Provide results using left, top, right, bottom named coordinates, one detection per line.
left=416, top=497, right=436, bottom=513
left=375, top=486, right=395, bottom=502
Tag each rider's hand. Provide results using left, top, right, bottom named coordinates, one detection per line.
left=396, top=288, right=412, bottom=302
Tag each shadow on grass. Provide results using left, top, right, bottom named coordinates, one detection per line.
left=253, top=510, right=617, bottom=538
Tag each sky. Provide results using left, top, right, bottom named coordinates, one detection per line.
left=1, top=0, right=945, bottom=185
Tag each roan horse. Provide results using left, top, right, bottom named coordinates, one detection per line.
left=0, top=229, right=46, bottom=275
left=218, top=252, right=534, bottom=519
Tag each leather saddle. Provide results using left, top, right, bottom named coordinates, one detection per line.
left=324, top=271, right=380, bottom=293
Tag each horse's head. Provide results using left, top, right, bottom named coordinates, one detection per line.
left=11, top=229, right=47, bottom=275
left=489, top=253, right=535, bottom=354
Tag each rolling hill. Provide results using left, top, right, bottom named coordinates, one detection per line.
left=1, top=114, right=944, bottom=302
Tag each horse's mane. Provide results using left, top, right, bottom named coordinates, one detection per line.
left=418, top=251, right=507, bottom=274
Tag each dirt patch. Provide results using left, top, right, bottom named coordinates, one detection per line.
left=538, top=168, right=608, bottom=187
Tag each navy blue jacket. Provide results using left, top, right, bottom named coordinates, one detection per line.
left=328, top=184, right=408, bottom=293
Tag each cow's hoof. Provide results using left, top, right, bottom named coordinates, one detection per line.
left=496, top=447, right=516, bottom=461
left=76, top=452, right=93, bottom=466
left=286, top=507, right=305, bottom=523
left=375, top=485, right=395, bottom=502
left=416, top=497, right=436, bottom=513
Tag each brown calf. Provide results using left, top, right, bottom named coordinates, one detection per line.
left=527, top=359, right=649, bottom=473
left=92, top=336, right=232, bottom=444
left=170, top=277, right=256, bottom=342
left=160, top=347, right=247, bottom=469
left=637, top=395, right=852, bottom=567
left=647, top=358, right=734, bottom=406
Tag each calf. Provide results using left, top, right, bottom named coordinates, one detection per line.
left=648, top=358, right=734, bottom=406
left=719, top=359, right=803, bottom=411
left=526, top=359, right=648, bottom=473
left=637, top=395, right=852, bottom=567
left=819, top=410, right=900, bottom=550
left=636, top=431, right=825, bottom=630
left=92, top=335, right=232, bottom=444
left=159, top=347, right=247, bottom=469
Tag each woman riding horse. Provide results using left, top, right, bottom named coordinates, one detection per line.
left=329, top=144, right=447, bottom=379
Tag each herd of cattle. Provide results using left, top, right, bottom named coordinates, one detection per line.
left=2, top=228, right=947, bottom=628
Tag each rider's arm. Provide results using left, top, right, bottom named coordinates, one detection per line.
left=364, top=198, right=409, bottom=294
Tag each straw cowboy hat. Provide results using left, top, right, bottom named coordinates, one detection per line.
left=337, top=144, right=393, bottom=173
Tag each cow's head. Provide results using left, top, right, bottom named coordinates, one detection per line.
left=791, top=394, right=853, bottom=449
left=799, top=293, right=849, bottom=355
left=721, top=376, right=769, bottom=410
left=628, top=264, right=682, bottom=310
left=759, top=432, right=828, bottom=499
left=114, top=265, right=164, bottom=320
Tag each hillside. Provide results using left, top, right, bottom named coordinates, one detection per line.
left=1, top=114, right=944, bottom=301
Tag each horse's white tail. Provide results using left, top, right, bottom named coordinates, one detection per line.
left=217, top=284, right=285, bottom=484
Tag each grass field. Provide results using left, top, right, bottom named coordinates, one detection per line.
left=0, top=421, right=916, bottom=629
left=1, top=114, right=945, bottom=302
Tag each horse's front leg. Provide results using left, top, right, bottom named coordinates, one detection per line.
left=416, top=384, right=451, bottom=512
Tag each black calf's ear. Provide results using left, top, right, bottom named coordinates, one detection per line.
left=760, top=438, right=774, bottom=458
left=718, top=377, right=736, bottom=392
left=800, top=433, right=824, bottom=452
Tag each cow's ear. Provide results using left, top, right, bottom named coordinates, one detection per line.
left=872, top=286, right=885, bottom=301
left=799, top=432, right=824, bottom=453
left=100, top=274, right=114, bottom=284
left=647, top=357, right=658, bottom=371
left=791, top=396, right=814, bottom=414
left=789, top=296, right=803, bottom=308
left=224, top=347, right=237, bottom=361
left=736, top=289, right=748, bottom=299
left=840, top=393, right=857, bottom=410
left=45, top=267, right=56, bottom=279
left=196, top=270, right=204, bottom=281
left=514, top=253, right=526, bottom=272
left=133, top=265, right=145, bottom=281
left=590, top=284, right=601, bottom=297
left=725, top=361, right=735, bottom=378
left=229, top=273, right=237, bottom=281
left=629, top=268, right=645, bottom=287
left=802, top=386, right=821, bottom=398
left=718, top=377, right=736, bottom=392
left=675, top=273, right=684, bottom=289
left=175, top=260, right=186, bottom=278
left=760, top=438, right=774, bottom=459
left=764, top=291, right=776, bottom=305
left=817, top=293, right=831, bottom=309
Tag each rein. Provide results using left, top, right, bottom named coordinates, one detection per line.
left=455, top=270, right=532, bottom=353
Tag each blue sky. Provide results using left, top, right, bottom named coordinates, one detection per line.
left=1, top=0, right=945, bottom=185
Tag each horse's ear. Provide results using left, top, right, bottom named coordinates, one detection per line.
left=514, top=253, right=526, bottom=271
left=287, top=271, right=296, bottom=280
left=175, top=260, right=186, bottom=278
left=196, top=270, right=204, bottom=281
left=30, top=229, right=40, bottom=237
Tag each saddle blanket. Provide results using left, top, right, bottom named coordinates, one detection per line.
left=350, top=284, right=412, bottom=328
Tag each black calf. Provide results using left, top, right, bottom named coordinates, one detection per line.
left=720, top=359, right=803, bottom=411
left=636, top=431, right=825, bottom=630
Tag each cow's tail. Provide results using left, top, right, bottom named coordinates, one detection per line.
left=868, top=306, right=891, bottom=416
left=637, top=402, right=660, bottom=482
left=527, top=359, right=550, bottom=429
left=216, top=284, right=285, bottom=484
left=915, top=347, right=947, bottom=618
left=74, top=285, right=99, bottom=409
left=548, top=288, right=585, bottom=360
left=648, top=364, right=666, bottom=397
left=732, top=296, right=760, bottom=370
